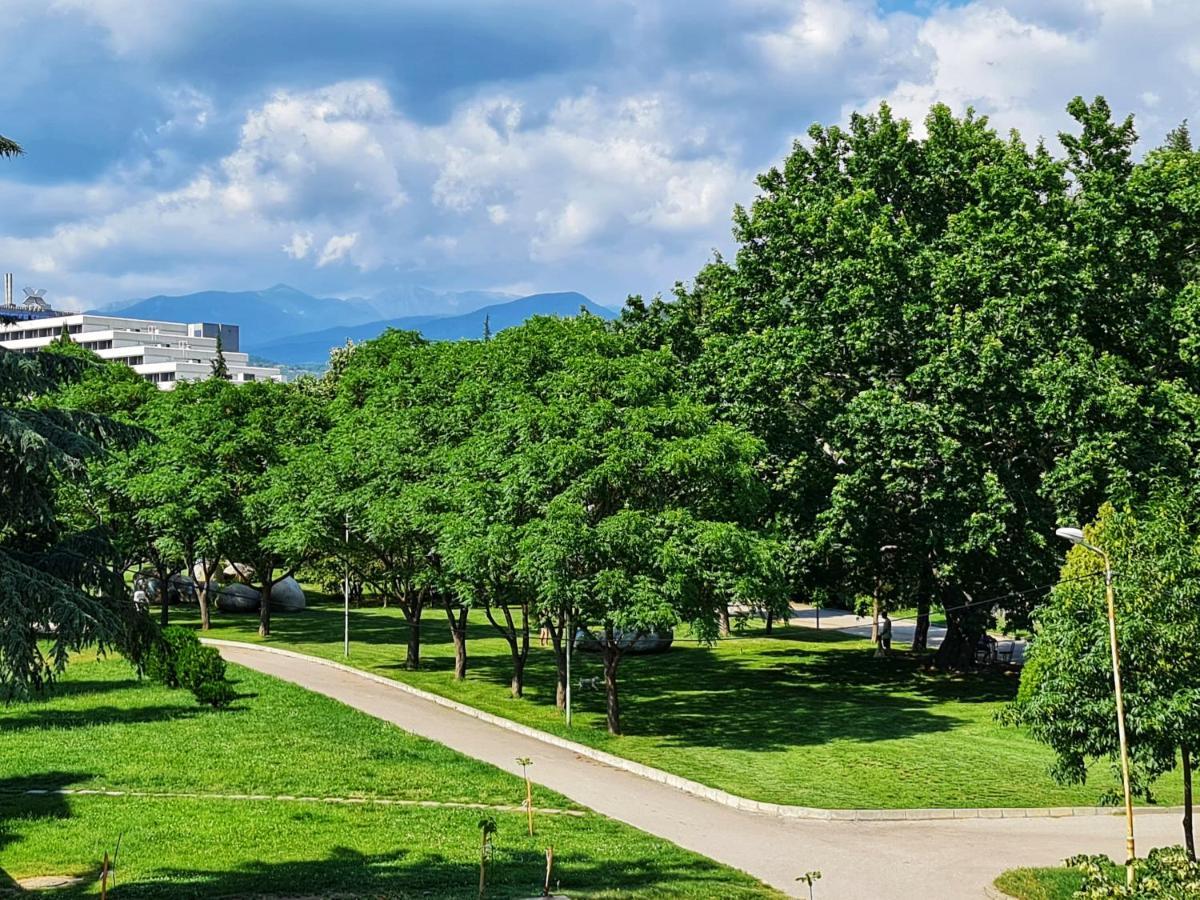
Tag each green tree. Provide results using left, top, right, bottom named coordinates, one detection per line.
left=631, top=97, right=1200, bottom=667
left=0, top=134, right=21, bottom=158
left=508, top=317, right=775, bottom=734
left=0, top=346, right=152, bottom=697
left=210, top=332, right=231, bottom=380
left=1006, top=496, right=1200, bottom=856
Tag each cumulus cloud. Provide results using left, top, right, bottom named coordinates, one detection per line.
left=0, top=0, right=1196, bottom=309
left=282, top=231, right=313, bottom=260
left=316, top=232, right=359, bottom=267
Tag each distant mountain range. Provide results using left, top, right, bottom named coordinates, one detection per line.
left=97, top=284, right=617, bottom=365
left=253, top=292, right=615, bottom=365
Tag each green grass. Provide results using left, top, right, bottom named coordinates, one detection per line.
left=992, top=866, right=1087, bottom=899
left=0, top=655, right=779, bottom=898
left=178, top=594, right=1185, bottom=810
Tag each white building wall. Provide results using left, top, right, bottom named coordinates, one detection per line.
left=0, top=313, right=283, bottom=390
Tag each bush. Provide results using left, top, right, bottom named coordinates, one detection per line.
left=144, top=626, right=198, bottom=689
left=1068, top=847, right=1200, bottom=898
left=178, top=644, right=236, bottom=708
left=144, top=626, right=234, bottom=708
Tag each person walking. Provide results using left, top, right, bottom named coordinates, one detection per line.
left=876, top=609, right=892, bottom=657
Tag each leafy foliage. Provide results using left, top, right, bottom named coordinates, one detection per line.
left=145, top=625, right=235, bottom=707
left=1068, top=847, right=1200, bottom=898
left=623, top=97, right=1200, bottom=667
left=0, top=346, right=153, bottom=698
left=1005, top=495, right=1200, bottom=846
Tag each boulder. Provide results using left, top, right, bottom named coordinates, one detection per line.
left=574, top=627, right=674, bottom=654
left=224, top=562, right=256, bottom=584
left=214, top=582, right=261, bottom=613
left=192, top=559, right=222, bottom=583
left=169, top=574, right=197, bottom=603
left=269, top=576, right=306, bottom=612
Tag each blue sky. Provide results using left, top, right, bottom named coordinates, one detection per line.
left=0, top=0, right=1197, bottom=310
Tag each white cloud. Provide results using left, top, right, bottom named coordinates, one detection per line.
left=3, top=1, right=1199, bottom=309
left=840, top=0, right=1200, bottom=146
left=282, top=231, right=313, bottom=260
left=316, top=232, right=358, bottom=267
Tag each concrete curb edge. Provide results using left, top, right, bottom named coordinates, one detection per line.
left=204, top=638, right=1193, bottom=824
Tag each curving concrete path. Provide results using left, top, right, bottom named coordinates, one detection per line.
left=213, top=641, right=1190, bottom=900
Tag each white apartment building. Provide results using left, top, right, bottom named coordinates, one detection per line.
left=0, top=308, right=283, bottom=390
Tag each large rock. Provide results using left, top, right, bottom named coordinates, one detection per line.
left=224, top=562, right=256, bottom=584
left=574, top=627, right=674, bottom=654
left=214, top=582, right=261, bottom=613
left=269, top=576, right=306, bottom=612
left=192, top=559, right=222, bottom=583
left=169, top=574, right=197, bottom=603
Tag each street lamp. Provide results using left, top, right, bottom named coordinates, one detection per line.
left=1055, top=526, right=1135, bottom=886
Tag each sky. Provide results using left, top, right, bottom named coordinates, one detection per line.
left=0, top=0, right=1197, bottom=311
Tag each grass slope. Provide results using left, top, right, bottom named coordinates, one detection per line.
left=0, top=656, right=778, bottom=898
left=182, top=595, right=1184, bottom=810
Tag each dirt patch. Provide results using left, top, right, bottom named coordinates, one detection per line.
left=17, top=875, right=87, bottom=890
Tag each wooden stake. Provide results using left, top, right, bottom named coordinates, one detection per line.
left=543, top=845, right=554, bottom=896
left=100, top=851, right=109, bottom=900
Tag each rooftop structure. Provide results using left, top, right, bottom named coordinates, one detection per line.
left=0, top=278, right=282, bottom=390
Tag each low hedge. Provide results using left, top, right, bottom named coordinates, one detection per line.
left=146, top=626, right=236, bottom=708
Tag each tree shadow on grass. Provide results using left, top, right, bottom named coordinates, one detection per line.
left=0, top=772, right=88, bottom=893
left=97, top=844, right=761, bottom=899
left=470, top=624, right=1016, bottom=753
left=0, top=704, right=202, bottom=734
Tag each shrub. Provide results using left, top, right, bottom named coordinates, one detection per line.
left=178, top=643, right=236, bottom=708
left=1068, top=847, right=1200, bottom=898
left=144, top=626, right=234, bottom=708
left=144, top=626, right=198, bottom=689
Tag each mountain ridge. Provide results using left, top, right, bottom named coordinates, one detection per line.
left=93, top=284, right=521, bottom=351
left=252, top=291, right=614, bottom=365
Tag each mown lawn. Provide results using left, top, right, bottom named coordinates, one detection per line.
left=179, top=594, right=1185, bottom=810
left=992, top=866, right=1087, bottom=899
left=0, top=655, right=779, bottom=898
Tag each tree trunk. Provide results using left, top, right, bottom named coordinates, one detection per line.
left=718, top=603, right=731, bottom=638
left=404, top=607, right=422, bottom=670
left=484, top=599, right=530, bottom=698
left=258, top=576, right=274, bottom=637
left=602, top=629, right=623, bottom=735
left=157, top=565, right=171, bottom=627
left=913, top=594, right=931, bottom=653
left=1184, top=745, right=1195, bottom=860
left=547, top=611, right=568, bottom=709
left=765, top=607, right=774, bottom=635
left=931, top=585, right=983, bottom=670
left=444, top=601, right=468, bottom=681
left=199, top=583, right=211, bottom=631
left=511, top=654, right=526, bottom=699
left=870, top=595, right=880, bottom=644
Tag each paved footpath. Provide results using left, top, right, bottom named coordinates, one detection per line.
left=217, top=642, right=1187, bottom=900
left=787, top=604, right=1028, bottom=663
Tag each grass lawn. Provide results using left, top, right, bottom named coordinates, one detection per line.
left=177, top=594, right=1185, bottom=810
left=992, top=866, right=1088, bottom=899
left=0, top=655, right=780, bottom=898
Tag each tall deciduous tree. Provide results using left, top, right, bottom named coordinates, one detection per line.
left=510, top=317, right=776, bottom=734
left=628, top=97, right=1200, bottom=667
left=1006, top=496, right=1200, bottom=856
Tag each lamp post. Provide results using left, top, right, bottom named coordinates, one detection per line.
left=1056, top=526, right=1135, bottom=886
left=343, top=513, right=351, bottom=658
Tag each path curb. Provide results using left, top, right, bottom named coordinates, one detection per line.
left=205, top=638, right=1192, bottom=824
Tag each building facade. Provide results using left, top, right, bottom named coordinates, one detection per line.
left=0, top=312, right=283, bottom=389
